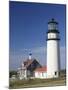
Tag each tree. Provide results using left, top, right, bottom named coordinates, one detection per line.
left=9, top=71, right=17, bottom=78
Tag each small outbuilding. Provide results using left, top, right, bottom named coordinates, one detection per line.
left=34, top=66, right=47, bottom=79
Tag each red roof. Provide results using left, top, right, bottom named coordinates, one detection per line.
left=34, top=66, right=47, bottom=72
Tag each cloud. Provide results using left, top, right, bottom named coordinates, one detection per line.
left=9, top=46, right=66, bottom=70
left=31, top=46, right=46, bottom=53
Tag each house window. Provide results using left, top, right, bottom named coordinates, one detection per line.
left=38, top=72, right=40, bottom=76
left=42, top=72, right=44, bottom=77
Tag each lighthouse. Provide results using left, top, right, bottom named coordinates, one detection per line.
left=47, top=18, right=60, bottom=78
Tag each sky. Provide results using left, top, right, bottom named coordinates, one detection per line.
left=9, top=1, right=66, bottom=70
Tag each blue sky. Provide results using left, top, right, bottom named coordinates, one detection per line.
left=9, top=1, right=66, bottom=70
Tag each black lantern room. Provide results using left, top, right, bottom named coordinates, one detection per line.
left=47, top=18, right=59, bottom=33
left=46, top=18, right=60, bottom=41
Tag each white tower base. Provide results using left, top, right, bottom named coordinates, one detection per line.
left=47, top=40, right=60, bottom=78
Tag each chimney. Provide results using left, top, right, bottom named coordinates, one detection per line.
left=29, top=53, right=32, bottom=60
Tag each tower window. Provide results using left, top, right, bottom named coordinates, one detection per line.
left=55, top=72, right=57, bottom=75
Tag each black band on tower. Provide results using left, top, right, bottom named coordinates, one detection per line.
left=47, top=30, right=59, bottom=33
left=46, top=38, right=60, bottom=41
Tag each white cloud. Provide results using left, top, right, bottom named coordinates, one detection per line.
left=31, top=46, right=46, bottom=54
left=9, top=46, right=66, bottom=70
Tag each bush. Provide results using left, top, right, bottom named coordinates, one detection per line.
left=9, top=71, right=17, bottom=78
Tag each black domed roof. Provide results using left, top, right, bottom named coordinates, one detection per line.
left=48, top=18, right=58, bottom=24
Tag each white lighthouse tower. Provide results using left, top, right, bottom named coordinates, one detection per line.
left=47, top=18, right=60, bottom=78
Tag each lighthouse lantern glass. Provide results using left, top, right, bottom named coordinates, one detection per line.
left=48, top=23, right=58, bottom=30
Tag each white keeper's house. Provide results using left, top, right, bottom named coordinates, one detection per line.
left=17, top=53, right=42, bottom=79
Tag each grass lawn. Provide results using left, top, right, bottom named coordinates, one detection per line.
left=9, top=76, right=66, bottom=89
